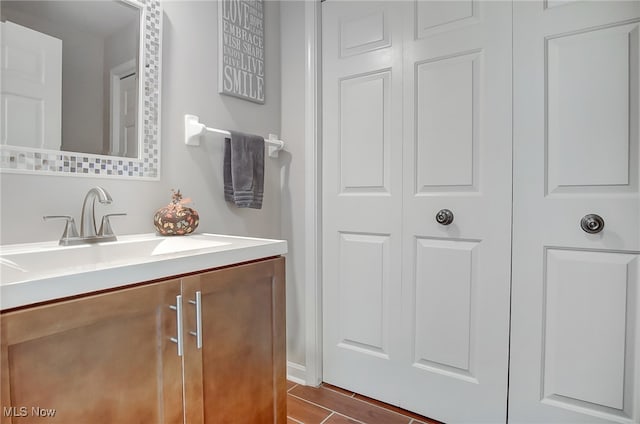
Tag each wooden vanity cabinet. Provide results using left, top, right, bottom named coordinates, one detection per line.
left=0, top=257, right=286, bottom=424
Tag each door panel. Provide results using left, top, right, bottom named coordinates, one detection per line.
left=322, top=0, right=405, bottom=405
left=415, top=51, right=480, bottom=191
left=546, top=22, right=638, bottom=194
left=338, top=232, right=391, bottom=357
left=0, top=21, right=61, bottom=150
left=543, top=250, right=637, bottom=414
left=413, top=238, right=479, bottom=380
left=416, top=0, right=478, bottom=39
left=401, top=1, right=512, bottom=422
left=339, top=10, right=390, bottom=57
left=510, top=1, right=640, bottom=423
left=339, top=72, right=390, bottom=193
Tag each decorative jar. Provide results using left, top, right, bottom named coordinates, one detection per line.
left=154, top=189, right=199, bottom=236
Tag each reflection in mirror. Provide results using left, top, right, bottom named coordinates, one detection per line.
left=0, top=0, right=161, bottom=179
left=1, top=0, right=141, bottom=158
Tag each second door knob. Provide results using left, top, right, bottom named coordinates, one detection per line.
left=436, top=209, right=454, bottom=225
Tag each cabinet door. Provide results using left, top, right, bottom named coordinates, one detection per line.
left=0, top=280, right=184, bottom=424
left=182, top=258, right=286, bottom=424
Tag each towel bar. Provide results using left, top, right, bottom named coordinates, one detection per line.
left=184, top=114, right=284, bottom=158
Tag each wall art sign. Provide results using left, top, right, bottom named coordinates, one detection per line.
left=218, top=0, right=265, bottom=104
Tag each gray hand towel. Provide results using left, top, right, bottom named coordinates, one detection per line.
left=223, top=130, right=264, bottom=209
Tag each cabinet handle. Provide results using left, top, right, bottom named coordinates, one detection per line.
left=169, top=295, right=184, bottom=357
left=188, top=291, right=203, bottom=349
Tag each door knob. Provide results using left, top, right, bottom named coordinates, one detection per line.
left=580, top=214, right=604, bottom=234
left=436, top=209, right=454, bottom=225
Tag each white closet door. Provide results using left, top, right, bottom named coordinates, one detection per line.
left=1, top=21, right=61, bottom=150
left=510, top=1, right=640, bottom=423
left=323, top=1, right=513, bottom=421
left=322, top=0, right=405, bottom=404
left=400, top=1, right=512, bottom=422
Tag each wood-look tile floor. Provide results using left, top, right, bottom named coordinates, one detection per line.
left=286, top=381, right=443, bottom=424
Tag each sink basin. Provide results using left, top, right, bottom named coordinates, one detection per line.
left=0, top=234, right=231, bottom=283
left=1, top=233, right=287, bottom=310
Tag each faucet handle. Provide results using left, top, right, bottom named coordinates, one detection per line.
left=43, top=215, right=80, bottom=244
left=99, top=213, right=126, bottom=237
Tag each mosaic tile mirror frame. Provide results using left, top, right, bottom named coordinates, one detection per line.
left=0, top=0, right=162, bottom=180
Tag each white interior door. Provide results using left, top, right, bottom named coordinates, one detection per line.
left=119, top=73, right=137, bottom=157
left=400, top=1, right=512, bottom=422
left=509, top=1, right=640, bottom=423
left=0, top=21, right=61, bottom=150
left=322, top=1, right=512, bottom=422
left=322, top=0, right=405, bottom=405
left=110, top=59, right=137, bottom=157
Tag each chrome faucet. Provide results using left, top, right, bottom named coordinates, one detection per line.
left=80, top=187, right=112, bottom=237
left=44, top=187, right=126, bottom=245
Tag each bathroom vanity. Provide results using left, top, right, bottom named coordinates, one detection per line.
left=0, top=234, right=287, bottom=423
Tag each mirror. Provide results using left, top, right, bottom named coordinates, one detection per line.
left=0, top=0, right=161, bottom=179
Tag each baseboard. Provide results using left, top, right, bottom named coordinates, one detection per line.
left=287, top=361, right=306, bottom=385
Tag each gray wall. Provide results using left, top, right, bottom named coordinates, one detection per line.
left=59, top=23, right=105, bottom=155
left=279, top=0, right=307, bottom=368
left=159, top=0, right=282, bottom=240
left=1, top=0, right=282, bottom=245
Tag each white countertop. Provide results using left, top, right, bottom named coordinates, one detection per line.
left=0, top=233, right=287, bottom=310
